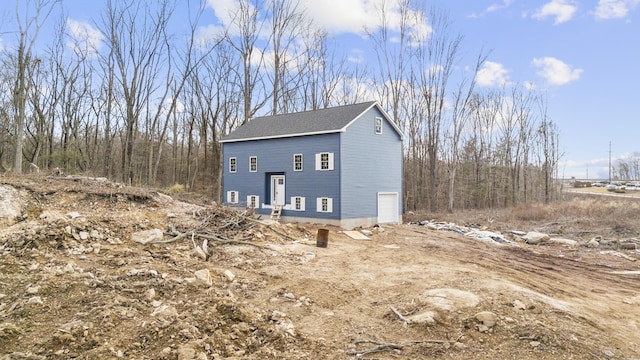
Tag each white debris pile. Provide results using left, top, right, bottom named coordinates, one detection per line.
left=414, top=220, right=514, bottom=245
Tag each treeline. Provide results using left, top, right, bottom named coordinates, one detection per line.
left=0, top=0, right=561, bottom=212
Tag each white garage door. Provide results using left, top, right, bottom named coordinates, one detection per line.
left=377, top=192, right=399, bottom=224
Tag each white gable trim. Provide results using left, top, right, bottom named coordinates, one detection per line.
left=219, top=129, right=344, bottom=143
left=340, top=102, right=404, bottom=140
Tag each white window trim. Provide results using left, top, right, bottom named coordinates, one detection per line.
left=247, top=195, right=260, bottom=208
left=293, top=154, right=303, bottom=171
left=316, top=197, right=333, bottom=213
left=227, top=190, right=239, bottom=204
left=249, top=156, right=257, bottom=172
left=315, top=152, right=334, bottom=171
left=375, top=117, right=383, bottom=134
left=291, top=196, right=306, bottom=211
left=229, top=157, right=237, bottom=173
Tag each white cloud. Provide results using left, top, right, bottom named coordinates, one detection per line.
left=533, top=0, right=578, bottom=24
left=195, top=24, right=226, bottom=47
left=477, top=61, right=509, bottom=87
left=467, top=0, right=513, bottom=18
left=204, top=0, right=430, bottom=46
left=532, top=57, right=582, bottom=85
left=66, top=19, right=104, bottom=55
left=0, top=38, right=4, bottom=52
left=300, top=0, right=381, bottom=35
left=595, top=0, right=640, bottom=20
left=347, top=49, right=365, bottom=64
left=205, top=0, right=243, bottom=28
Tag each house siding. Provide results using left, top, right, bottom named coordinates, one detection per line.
left=340, top=107, right=403, bottom=223
left=222, top=133, right=341, bottom=220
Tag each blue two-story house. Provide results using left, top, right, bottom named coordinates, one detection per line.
left=220, top=101, right=404, bottom=229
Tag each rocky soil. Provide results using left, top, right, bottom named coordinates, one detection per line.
left=1, top=175, right=639, bottom=359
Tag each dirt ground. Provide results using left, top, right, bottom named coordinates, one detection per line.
left=1, top=175, right=639, bottom=359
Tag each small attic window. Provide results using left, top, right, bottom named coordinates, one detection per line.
left=375, top=117, right=382, bottom=134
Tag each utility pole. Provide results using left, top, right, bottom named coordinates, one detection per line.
left=608, top=141, right=612, bottom=183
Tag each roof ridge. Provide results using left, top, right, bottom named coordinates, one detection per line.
left=252, top=100, right=376, bottom=121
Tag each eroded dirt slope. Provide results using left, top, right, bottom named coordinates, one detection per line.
left=1, top=175, right=639, bottom=359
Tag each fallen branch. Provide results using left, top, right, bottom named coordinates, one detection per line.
left=348, top=337, right=453, bottom=357
left=195, top=233, right=271, bottom=250
left=348, top=339, right=403, bottom=356
left=153, top=230, right=271, bottom=250
left=244, top=217, right=299, bottom=241
left=390, top=306, right=411, bottom=324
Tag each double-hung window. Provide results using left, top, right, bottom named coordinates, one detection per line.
left=247, top=195, right=259, bottom=208
left=316, top=197, right=333, bottom=213
left=249, top=156, right=257, bottom=172
left=291, top=196, right=305, bottom=211
left=229, top=157, right=237, bottom=173
left=375, top=117, right=383, bottom=134
left=227, top=191, right=239, bottom=204
left=293, top=154, right=303, bottom=171
left=315, top=152, right=334, bottom=171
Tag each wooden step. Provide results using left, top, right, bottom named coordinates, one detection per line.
left=270, top=205, right=283, bottom=220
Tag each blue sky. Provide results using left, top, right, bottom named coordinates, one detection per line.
left=1, top=0, right=639, bottom=179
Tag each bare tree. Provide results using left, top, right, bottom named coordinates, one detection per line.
left=11, top=0, right=59, bottom=173
left=100, top=0, right=173, bottom=184
left=444, top=51, right=486, bottom=212
left=226, top=0, right=268, bottom=124
left=414, top=8, right=462, bottom=211
left=536, top=97, right=561, bottom=204
left=368, top=0, right=413, bottom=128
left=266, top=0, right=305, bottom=114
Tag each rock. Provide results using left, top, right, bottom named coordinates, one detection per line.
left=194, top=269, right=212, bottom=287
left=523, top=231, right=550, bottom=245
left=530, top=341, right=541, bottom=347
left=550, top=237, right=578, bottom=246
left=360, top=229, right=373, bottom=236
left=223, top=269, right=235, bottom=281
left=475, top=311, right=498, bottom=329
left=512, top=299, right=526, bottom=310
left=39, top=211, right=65, bottom=223
left=271, top=310, right=287, bottom=321
left=283, top=292, right=296, bottom=300
left=193, top=246, right=207, bottom=260
left=421, top=288, right=480, bottom=311
left=453, top=342, right=467, bottom=350
left=59, top=320, right=84, bottom=333
left=278, top=321, right=296, bottom=336
left=131, top=229, right=164, bottom=244
left=587, top=238, right=600, bottom=248
left=26, top=286, right=40, bottom=294
left=151, top=305, right=178, bottom=320
left=405, top=310, right=437, bottom=325
left=66, top=211, right=81, bottom=219
left=79, top=231, right=89, bottom=240
left=177, top=345, right=196, bottom=360
left=27, top=296, right=43, bottom=305
left=146, top=288, right=156, bottom=301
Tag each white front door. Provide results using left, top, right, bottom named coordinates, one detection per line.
left=271, top=175, right=285, bottom=205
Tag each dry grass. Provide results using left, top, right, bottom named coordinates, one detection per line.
left=407, top=194, right=640, bottom=241
left=163, top=183, right=185, bottom=194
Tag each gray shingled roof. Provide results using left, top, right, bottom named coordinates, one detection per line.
left=220, top=101, right=379, bottom=143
